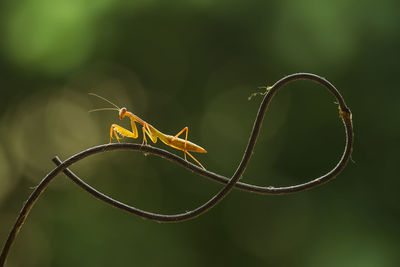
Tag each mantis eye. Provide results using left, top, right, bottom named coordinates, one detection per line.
left=119, top=108, right=127, bottom=119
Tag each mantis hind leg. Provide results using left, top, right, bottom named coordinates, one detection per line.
left=185, top=151, right=205, bottom=169
left=172, top=127, right=189, bottom=160
left=109, top=124, right=138, bottom=143
left=171, top=127, right=205, bottom=169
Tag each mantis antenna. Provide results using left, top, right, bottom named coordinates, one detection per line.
left=88, top=108, right=119, bottom=113
left=88, top=93, right=121, bottom=110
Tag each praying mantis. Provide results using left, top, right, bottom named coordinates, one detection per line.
left=89, top=93, right=207, bottom=169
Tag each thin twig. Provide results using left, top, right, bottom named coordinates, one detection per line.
left=0, top=73, right=353, bottom=266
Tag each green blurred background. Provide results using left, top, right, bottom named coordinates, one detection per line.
left=0, top=0, right=398, bottom=266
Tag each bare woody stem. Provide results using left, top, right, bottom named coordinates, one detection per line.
left=0, top=73, right=353, bottom=266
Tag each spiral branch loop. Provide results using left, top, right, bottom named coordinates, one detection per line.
left=0, top=73, right=353, bottom=266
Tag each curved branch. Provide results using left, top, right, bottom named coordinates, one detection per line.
left=0, top=73, right=353, bottom=266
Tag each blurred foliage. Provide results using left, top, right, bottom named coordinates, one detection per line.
left=0, top=0, right=399, bottom=266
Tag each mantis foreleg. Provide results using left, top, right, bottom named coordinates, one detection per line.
left=109, top=124, right=138, bottom=143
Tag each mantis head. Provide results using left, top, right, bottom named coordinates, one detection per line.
left=119, top=107, right=127, bottom=120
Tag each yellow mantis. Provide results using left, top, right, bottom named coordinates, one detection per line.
left=89, top=93, right=207, bottom=169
